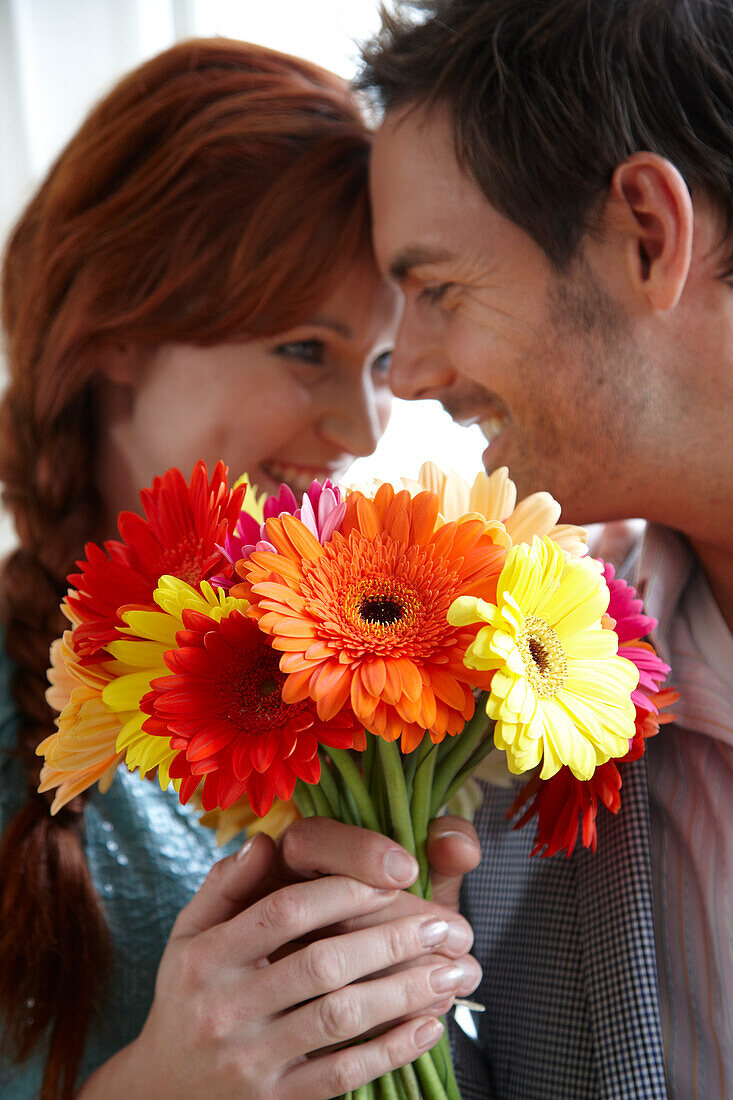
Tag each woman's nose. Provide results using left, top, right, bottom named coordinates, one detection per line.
left=318, top=374, right=386, bottom=459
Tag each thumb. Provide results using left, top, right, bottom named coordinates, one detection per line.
left=426, top=816, right=481, bottom=911
left=172, top=832, right=276, bottom=939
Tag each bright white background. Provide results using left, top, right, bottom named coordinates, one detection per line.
left=0, top=0, right=486, bottom=553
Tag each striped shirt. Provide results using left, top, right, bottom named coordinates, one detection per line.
left=636, top=525, right=733, bottom=1098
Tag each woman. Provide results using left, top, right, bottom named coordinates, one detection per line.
left=0, top=39, right=479, bottom=1099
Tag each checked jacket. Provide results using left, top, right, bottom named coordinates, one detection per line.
left=451, top=755, right=668, bottom=1100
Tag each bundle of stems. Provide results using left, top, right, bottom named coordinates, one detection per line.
left=292, top=698, right=494, bottom=1100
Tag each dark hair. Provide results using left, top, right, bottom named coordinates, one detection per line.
left=360, top=0, right=733, bottom=276
left=0, top=37, right=372, bottom=1099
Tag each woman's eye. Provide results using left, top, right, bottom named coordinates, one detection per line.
left=371, top=350, right=392, bottom=377
left=419, top=283, right=453, bottom=305
left=273, top=339, right=325, bottom=365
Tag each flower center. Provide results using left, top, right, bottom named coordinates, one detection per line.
left=226, top=647, right=295, bottom=727
left=358, top=595, right=404, bottom=626
left=518, top=615, right=568, bottom=699
left=158, top=536, right=209, bottom=587
left=345, top=577, right=422, bottom=637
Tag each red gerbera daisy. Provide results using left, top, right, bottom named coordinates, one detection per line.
left=141, top=608, right=365, bottom=816
left=66, top=462, right=245, bottom=659
left=509, top=686, right=679, bottom=857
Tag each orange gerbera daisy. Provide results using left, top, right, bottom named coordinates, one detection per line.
left=235, top=484, right=507, bottom=752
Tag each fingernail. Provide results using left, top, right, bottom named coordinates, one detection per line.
left=459, top=964, right=483, bottom=996
left=445, top=921, right=473, bottom=953
left=235, top=836, right=256, bottom=862
left=420, top=918, right=449, bottom=948
left=430, top=964, right=466, bottom=994
left=432, top=829, right=477, bottom=849
left=415, top=1018, right=443, bottom=1049
left=384, top=849, right=419, bottom=885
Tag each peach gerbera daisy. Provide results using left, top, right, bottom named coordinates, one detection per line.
left=197, top=794, right=300, bottom=847
left=235, top=483, right=507, bottom=752
left=38, top=633, right=125, bottom=813
left=403, top=462, right=588, bottom=558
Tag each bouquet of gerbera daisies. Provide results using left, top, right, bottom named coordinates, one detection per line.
left=39, top=460, right=676, bottom=1100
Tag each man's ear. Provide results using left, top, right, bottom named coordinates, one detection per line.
left=610, top=153, right=693, bottom=311
left=98, top=341, right=145, bottom=386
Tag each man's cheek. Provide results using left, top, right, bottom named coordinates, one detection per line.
left=455, top=293, right=537, bottom=361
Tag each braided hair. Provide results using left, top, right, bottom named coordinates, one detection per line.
left=0, top=37, right=373, bottom=1098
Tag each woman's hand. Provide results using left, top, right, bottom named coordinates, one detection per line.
left=272, top=814, right=481, bottom=944
left=78, top=832, right=481, bottom=1099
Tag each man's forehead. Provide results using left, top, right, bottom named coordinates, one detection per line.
left=371, top=103, right=454, bottom=189
left=370, top=107, right=502, bottom=278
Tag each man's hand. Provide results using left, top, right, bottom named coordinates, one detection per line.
left=425, top=815, right=482, bottom=909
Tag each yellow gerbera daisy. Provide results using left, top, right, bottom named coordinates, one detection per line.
left=403, top=462, right=588, bottom=558
left=449, top=537, right=638, bottom=781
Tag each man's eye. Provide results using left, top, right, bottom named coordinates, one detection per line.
left=372, top=350, right=392, bottom=377
left=419, top=283, right=453, bottom=305
left=273, top=339, right=325, bottom=364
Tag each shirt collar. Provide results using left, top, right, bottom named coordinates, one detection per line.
left=634, top=524, right=696, bottom=666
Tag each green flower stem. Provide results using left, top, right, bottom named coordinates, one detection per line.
left=392, top=1070, right=409, bottom=1100
left=397, top=1064, right=423, bottom=1100
left=435, top=734, right=458, bottom=764
left=292, top=780, right=316, bottom=818
left=376, top=738, right=418, bottom=891
left=316, top=752, right=348, bottom=820
left=429, top=1029, right=462, bottom=1100
left=307, top=779, right=335, bottom=819
left=327, top=746, right=381, bottom=832
left=438, top=740, right=500, bottom=811
left=430, top=706, right=491, bottom=818
left=411, top=736, right=438, bottom=898
left=362, top=732, right=376, bottom=790
left=354, top=1085, right=369, bottom=1100
left=414, top=1051, right=450, bottom=1099
left=402, top=744, right=421, bottom=804
left=378, top=1071, right=400, bottom=1099
left=333, top=764, right=363, bottom=828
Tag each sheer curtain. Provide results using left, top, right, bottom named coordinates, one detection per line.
left=0, top=0, right=485, bottom=551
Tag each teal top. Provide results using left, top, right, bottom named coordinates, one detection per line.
left=0, top=637, right=240, bottom=1096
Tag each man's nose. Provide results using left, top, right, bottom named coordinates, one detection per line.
left=389, top=310, right=455, bottom=402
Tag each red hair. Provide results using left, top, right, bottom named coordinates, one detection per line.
left=0, top=38, right=372, bottom=1098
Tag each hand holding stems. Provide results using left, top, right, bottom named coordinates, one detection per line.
left=275, top=814, right=481, bottom=939
left=275, top=815, right=483, bottom=1100
left=77, top=831, right=481, bottom=1100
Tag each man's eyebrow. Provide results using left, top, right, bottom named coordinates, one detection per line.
left=389, top=245, right=456, bottom=283
left=306, top=316, right=353, bottom=340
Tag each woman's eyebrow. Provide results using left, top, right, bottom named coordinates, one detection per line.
left=306, top=316, right=353, bottom=339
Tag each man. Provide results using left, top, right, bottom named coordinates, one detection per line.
left=354, top=1, right=733, bottom=1097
